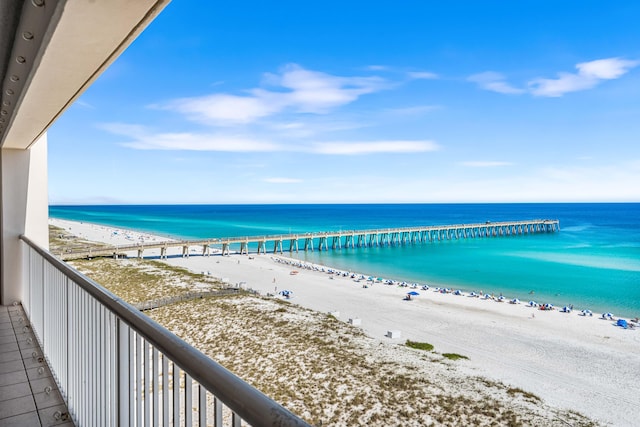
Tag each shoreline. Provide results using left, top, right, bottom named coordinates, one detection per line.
left=51, top=217, right=637, bottom=318
left=49, top=218, right=640, bottom=426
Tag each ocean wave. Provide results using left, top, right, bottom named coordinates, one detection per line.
left=561, top=224, right=595, bottom=233
left=563, top=244, right=592, bottom=249
left=507, top=251, right=640, bottom=272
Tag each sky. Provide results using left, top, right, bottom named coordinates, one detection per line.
left=48, top=1, right=640, bottom=204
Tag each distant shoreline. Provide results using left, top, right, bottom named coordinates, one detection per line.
left=49, top=215, right=639, bottom=318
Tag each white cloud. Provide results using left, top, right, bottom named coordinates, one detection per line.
left=468, top=72, right=524, bottom=94
left=122, top=133, right=281, bottom=152
left=470, top=58, right=639, bottom=97
left=99, top=122, right=148, bottom=138
left=407, top=71, right=439, bottom=80
left=529, top=57, right=639, bottom=97
left=366, top=65, right=389, bottom=71
left=264, top=177, right=302, bottom=184
left=101, top=123, right=282, bottom=152
left=460, top=161, right=513, bottom=167
left=103, top=123, right=441, bottom=157
left=167, top=94, right=283, bottom=124
left=73, top=99, right=95, bottom=109
left=576, top=58, right=638, bottom=79
left=385, top=105, right=440, bottom=116
left=312, top=140, right=439, bottom=155
left=266, top=117, right=369, bottom=138
left=159, top=64, right=388, bottom=126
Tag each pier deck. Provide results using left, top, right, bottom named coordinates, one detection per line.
left=58, top=219, right=559, bottom=261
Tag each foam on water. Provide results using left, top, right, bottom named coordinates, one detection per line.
left=509, top=251, right=640, bottom=272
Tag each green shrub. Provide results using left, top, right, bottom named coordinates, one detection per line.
left=405, top=340, right=434, bottom=351
left=442, top=353, right=468, bottom=361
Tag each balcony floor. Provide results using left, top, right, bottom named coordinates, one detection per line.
left=0, top=305, right=74, bottom=427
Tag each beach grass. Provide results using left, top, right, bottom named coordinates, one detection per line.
left=69, top=258, right=224, bottom=304
left=442, top=353, right=469, bottom=361
left=49, top=224, right=109, bottom=254
left=507, top=387, right=541, bottom=402
left=405, top=340, right=434, bottom=351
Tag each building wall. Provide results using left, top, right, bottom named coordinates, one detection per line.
left=0, top=134, right=48, bottom=305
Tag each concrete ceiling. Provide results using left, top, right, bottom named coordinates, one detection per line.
left=0, top=1, right=24, bottom=86
left=0, top=0, right=170, bottom=150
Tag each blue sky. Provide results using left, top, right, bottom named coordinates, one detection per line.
left=49, top=1, right=640, bottom=204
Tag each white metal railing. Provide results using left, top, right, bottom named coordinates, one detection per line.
left=20, top=235, right=310, bottom=427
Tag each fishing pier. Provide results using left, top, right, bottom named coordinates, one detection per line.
left=60, top=219, right=559, bottom=261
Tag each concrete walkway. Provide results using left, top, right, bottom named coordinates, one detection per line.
left=0, top=305, right=73, bottom=426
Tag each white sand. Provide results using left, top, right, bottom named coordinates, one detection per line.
left=51, top=218, right=175, bottom=246
left=51, top=218, right=640, bottom=426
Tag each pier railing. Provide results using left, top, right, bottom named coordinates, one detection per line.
left=59, top=219, right=560, bottom=260
left=20, top=235, right=310, bottom=427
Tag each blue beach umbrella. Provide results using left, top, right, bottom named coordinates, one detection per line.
left=407, top=291, right=420, bottom=296
left=616, top=319, right=628, bottom=329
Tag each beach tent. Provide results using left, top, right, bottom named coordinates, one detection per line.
left=616, top=319, right=628, bottom=329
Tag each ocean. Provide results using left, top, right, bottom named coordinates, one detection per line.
left=49, top=203, right=640, bottom=317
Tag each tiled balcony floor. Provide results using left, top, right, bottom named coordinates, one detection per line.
left=0, top=305, right=74, bottom=427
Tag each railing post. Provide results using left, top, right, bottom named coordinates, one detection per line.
left=118, top=319, right=131, bottom=426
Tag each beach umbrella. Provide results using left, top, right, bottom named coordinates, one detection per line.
left=454, top=290, right=463, bottom=296
left=603, top=312, right=613, bottom=318
left=528, top=301, right=538, bottom=307
left=407, top=291, right=420, bottom=296
left=510, top=298, right=520, bottom=304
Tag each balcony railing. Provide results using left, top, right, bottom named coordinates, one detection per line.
left=20, top=235, right=310, bottom=427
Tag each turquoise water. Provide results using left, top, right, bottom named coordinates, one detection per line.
left=49, top=204, right=640, bottom=317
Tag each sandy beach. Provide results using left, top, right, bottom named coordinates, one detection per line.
left=51, top=218, right=640, bottom=426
